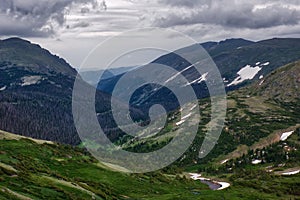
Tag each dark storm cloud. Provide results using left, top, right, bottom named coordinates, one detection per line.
left=153, top=0, right=300, bottom=29
left=0, top=0, right=100, bottom=37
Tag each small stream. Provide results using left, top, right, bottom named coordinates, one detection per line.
left=189, top=173, right=230, bottom=190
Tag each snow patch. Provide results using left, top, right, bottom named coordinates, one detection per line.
left=217, top=182, right=231, bottom=190
left=262, top=62, right=270, bottom=66
left=190, top=173, right=203, bottom=180
left=227, top=65, right=262, bottom=87
left=256, top=62, right=261, bottom=65
left=280, top=131, right=294, bottom=141
left=259, top=80, right=264, bottom=86
left=21, top=76, right=42, bottom=86
left=281, top=170, right=300, bottom=176
left=252, top=159, right=262, bottom=165
left=0, top=86, right=6, bottom=91
left=198, top=72, right=208, bottom=83
left=190, top=104, right=197, bottom=111
left=176, top=113, right=192, bottom=126
left=221, top=159, right=229, bottom=164
left=259, top=75, right=264, bottom=79
left=182, top=113, right=192, bottom=120
left=223, top=78, right=229, bottom=83
left=176, top=120, right=185, bottom=126
left=185, top=72, right=208, bottom=86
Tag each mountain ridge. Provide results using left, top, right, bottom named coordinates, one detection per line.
left=0, top=37, right=77, bottom=77
left=97, top=37, right=300, bottom=114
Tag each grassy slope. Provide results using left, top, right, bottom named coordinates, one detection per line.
left=0, top=135, right=210, bottom=200
left=1, top=133, right=299, bottom=200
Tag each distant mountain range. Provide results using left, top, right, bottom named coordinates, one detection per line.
left=79, top=66, right=137, bottom=86
left=0, top=37, right=299, bottom=145
left=97, top=38, right=300, bottom=112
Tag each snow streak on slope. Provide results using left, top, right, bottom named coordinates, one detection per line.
left=280, top=131, right=294, bottom=141
left=185, top=72, right=208, bottom=86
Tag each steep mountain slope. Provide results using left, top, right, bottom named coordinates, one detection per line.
left=215, top=61, right=300, bottom=159
left=253, top=61, right=300, bottom=102
left=98, top=38, right=300, bottom=113
left=0, top=38, right=81, bottom=144
left=215, top=38, right=300, bottom=83
left=154, top=38, right=300, bottom=89
left=0, top=38, right=139, bottom=145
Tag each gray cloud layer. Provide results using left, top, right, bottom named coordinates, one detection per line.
left=0, top=0, right=101, bottom=37
left=158, top=0, right=206, bottom=8
left=0, top=0, right=299, bottom=40
left=153, top=0, right=300, bottom=29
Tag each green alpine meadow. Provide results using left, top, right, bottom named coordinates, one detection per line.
left=0, top=1, right=300, bottom=199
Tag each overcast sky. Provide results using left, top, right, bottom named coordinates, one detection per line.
left=0, top=0, right=299, bottom=68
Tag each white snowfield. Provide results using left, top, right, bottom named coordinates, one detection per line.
left=281, top=170, right=300, bottom=176
left=280, top=131, right=294, bottom=141
left=189, top=173, right=230, bottom=190
left=227, top=65, right=262, bottom=87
